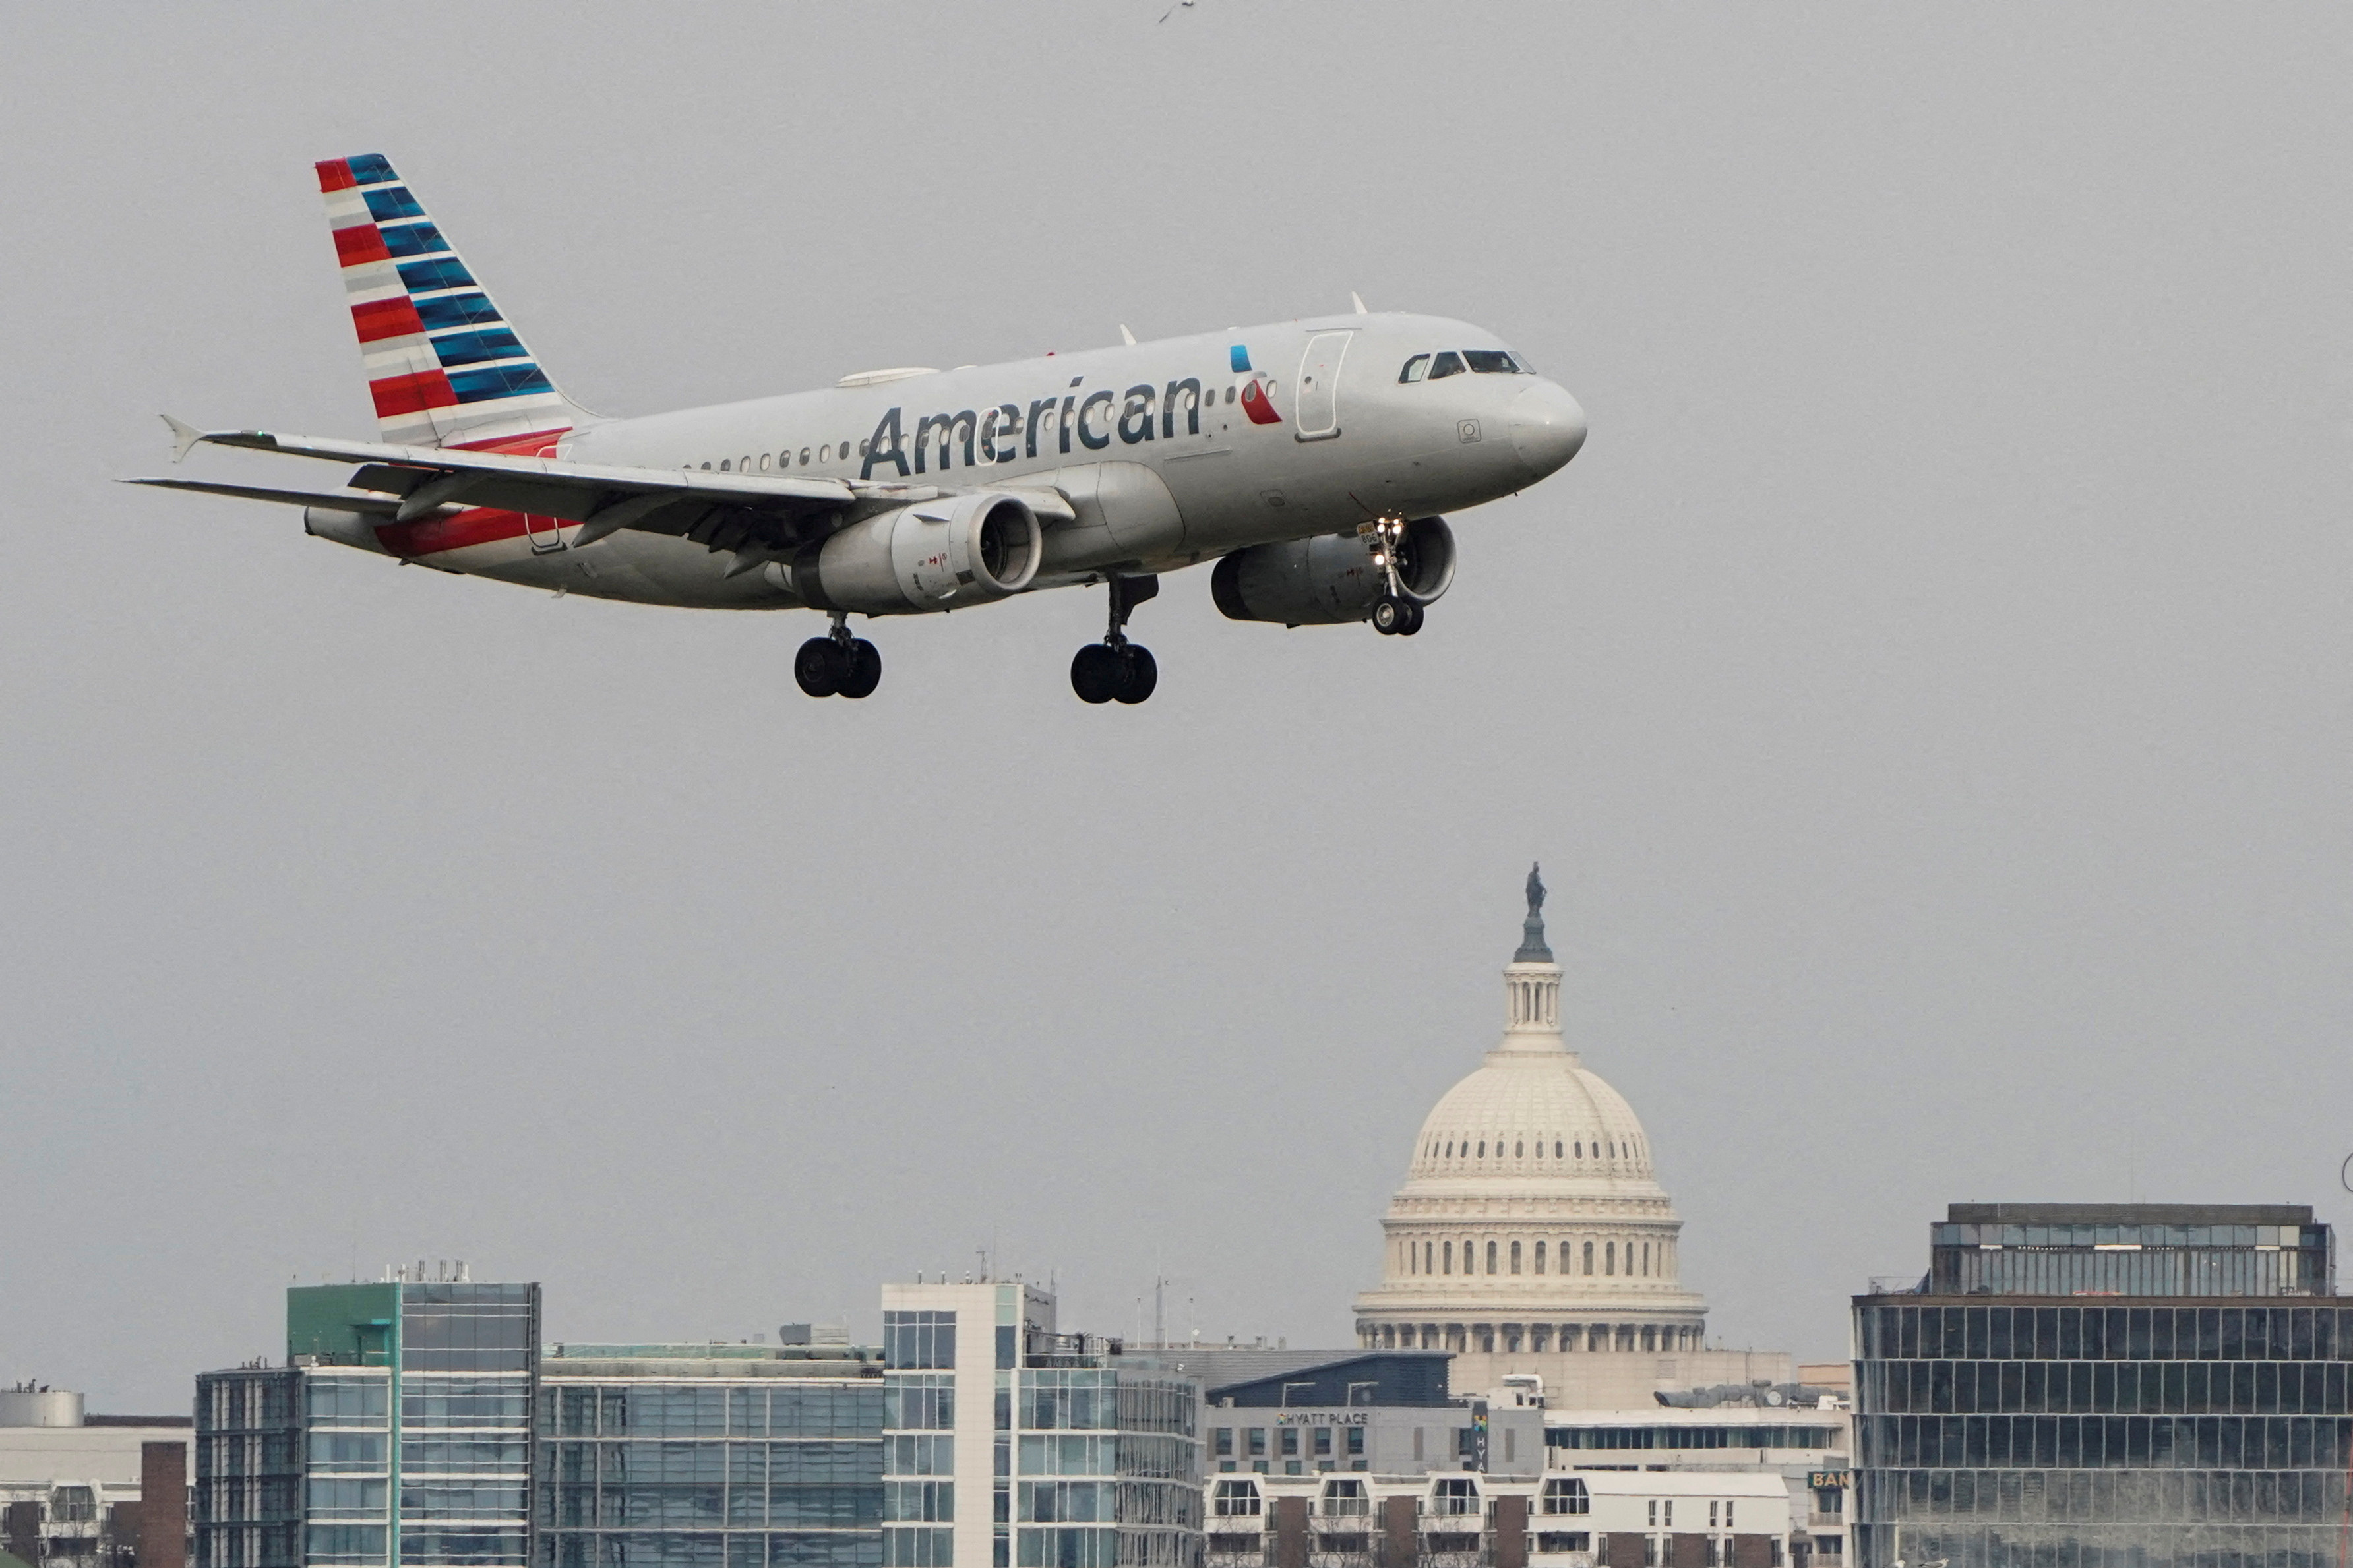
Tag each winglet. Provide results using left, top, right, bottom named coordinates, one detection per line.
left=161, top=414, right=206, bottom=464
left=1119, top=324, right=1138, bottom=346
left=1350, top=291, right=1368, bottom=315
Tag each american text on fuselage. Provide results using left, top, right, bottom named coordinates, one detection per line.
left=132, top=156, right=1589, bottom=706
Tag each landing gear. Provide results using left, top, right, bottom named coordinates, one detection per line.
left=796, top=613, right=882, bottom=699
left=1072, top=574, right=1160, bottom=704
left=1371, top=595, right=1424, bottom=636
left=1368, top=518, right=1426, bottom=636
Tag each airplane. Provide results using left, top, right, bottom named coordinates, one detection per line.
left=132, top=154, right=1587, bottom=704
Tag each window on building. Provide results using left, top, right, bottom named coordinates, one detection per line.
left=1312, top=1428, right=1331, bottom=1457
left=1279, top=1429, right=1299, bottom=1457
left=1443, top=1242, right=1452, bottom=1275
left=1511, top=1241, right=1523, bottom=1275
left=884, top=1312, right=957, bottom=1369
left=1211, top=1480, right=1261, bottom=1517
left=1345, top=1428, right=1364, bottom=1459
left=1246, top=1430, right=1266, bottom=1459
left=1607, top=1243, right=1616, bottom=1276
left=1541, top=1479, right=1591, bottom=1516
left=1432, top=1478, right=1479, bottom=1517
left=1535, top=1242, right=1548, bottom=1275
left=1213, top=1429, right=1233, bottom=1458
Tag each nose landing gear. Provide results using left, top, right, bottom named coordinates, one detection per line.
left=1072, top=573, right=1159, bottom=704
left=796, top=612, right=882, bottom=698
left=1367, top=517, right=1426, bottom=636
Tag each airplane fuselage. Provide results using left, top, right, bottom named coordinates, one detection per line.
left=358, top=312, right=1587, bottom=611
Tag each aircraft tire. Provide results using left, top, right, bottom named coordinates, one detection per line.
left=795, top=637, right=846, bottom=698
left=1396, top=599, right=1426, bottom=636
left=839, top=639, right=882, bottom=699
left=1071, top=644, right=1123, bottom=704
left=1115, top=644, right=1157, bottom=704
left=1372, top=596, right=1407, bottom=635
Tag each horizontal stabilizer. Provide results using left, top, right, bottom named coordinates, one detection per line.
left=121, top=477, right=404, bottom=514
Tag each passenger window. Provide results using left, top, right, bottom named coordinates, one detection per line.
left=700, top=461, right=712, bottom=470
left=1226, top=385, right=1237, bottom=404
left=1463, top=349, right=1523, bottom=374
left=1399, top=355, right=1430, bottom=383
left=758, top=453, right=770, bottom=471
left=778, top=451, right=790, bottom=468
left=719, top=459, right=731, bottom=471
left=1428, top=351, right=1465, bottom=379
left=800, top=448, right=812, bottom=464
left=741, top=456, right=752, bottom=471
left=819, top=444, right=830, bottom=462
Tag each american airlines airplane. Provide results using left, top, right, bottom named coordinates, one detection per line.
left=135, top=155, right=1587, bottom=704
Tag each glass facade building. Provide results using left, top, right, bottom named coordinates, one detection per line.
left=534, top=1343, right=885, bottom=1568
left=1852, top=1204, right=2346, bottom=1568
left=196, top=1277, right=539, bottom=1568
left=878, top=1283, right=1201, bottom=1568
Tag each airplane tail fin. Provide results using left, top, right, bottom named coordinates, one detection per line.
left=315, top=154, right=594, bottom=452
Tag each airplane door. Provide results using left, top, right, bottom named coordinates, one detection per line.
left=1295, top=331, right=1352, bottom=442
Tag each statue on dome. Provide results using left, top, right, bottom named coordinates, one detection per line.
left=1515, top=861, right=1553, bottom=963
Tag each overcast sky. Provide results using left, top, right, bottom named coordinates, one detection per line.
left=4, top=3, right=2348, bottom=1412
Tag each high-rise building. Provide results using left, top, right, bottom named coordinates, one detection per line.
left=1350, top=869, right=1792, bottom=1406
left=534, top=1336, right=884, bottom=1568
left=877, top=1282, right=1200, bottom=1568
left=1851, top=1203, right=2347, bottom=1568
left=195, top=1273, right=539, bottom=1568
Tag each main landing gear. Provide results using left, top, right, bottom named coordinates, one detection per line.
left=1367, top=517, right=1425, bottom=636
left=795, top=612, right=882, bottom=699
left=1071, top=574, right=1159, bottom=705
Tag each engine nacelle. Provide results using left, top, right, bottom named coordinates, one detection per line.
left=1210, top=516, right=1457, bottom=626
left=790, top=493, right=1043, bottom=615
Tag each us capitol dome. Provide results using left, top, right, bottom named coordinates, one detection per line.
left=1351, top=867, right=1788, bottom=1406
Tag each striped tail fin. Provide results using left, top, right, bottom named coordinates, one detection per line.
left=315, top=154, right=592, bottom=452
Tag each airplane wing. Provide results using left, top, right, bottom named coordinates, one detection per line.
left=136, top=422, right=1076, bottom=564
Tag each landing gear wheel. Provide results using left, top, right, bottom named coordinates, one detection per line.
left=1371, top=595, right=1410, bottom=635
left=1114, top=644, right=1157, bottom=704
left=795, top=637, right=847, bottom=697
left=1072, top=643, right=1123, bottom=704
left=1395, top=599, right=1426, bottom=636
left=838, top=639, right=882, bottom=699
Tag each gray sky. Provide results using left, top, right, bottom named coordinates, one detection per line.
left=3, top=3, right=2347, bottom=1412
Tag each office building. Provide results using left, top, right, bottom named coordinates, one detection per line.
left=1351, top=872, right=1792, bottom=1406
left=1852, top=1203, right=2348, bottom=1568
left=534, top=1335, right=884, bottom=1568
left=0, top=1387, right=189, bottom=1568
left=1199, top=1466, right=1794, bottom=1568
left=194, top=1269, right=539, bottom=1568
left=878, top=1281, right=1201, bottom=1568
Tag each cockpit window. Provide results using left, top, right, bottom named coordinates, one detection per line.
left=1463, top=349, right=1531, bottom=374
left=1399, top=354, right=1430, bottom=383
left=1427, top=351, right=1466, bottom=380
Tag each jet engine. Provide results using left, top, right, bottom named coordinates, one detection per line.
left=1209, top=516, right=1457, bottom=626
left=789, top=493, right=1042, bottom=615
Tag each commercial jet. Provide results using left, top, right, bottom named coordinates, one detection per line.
left=133, top=155, right=1587, bottom=703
